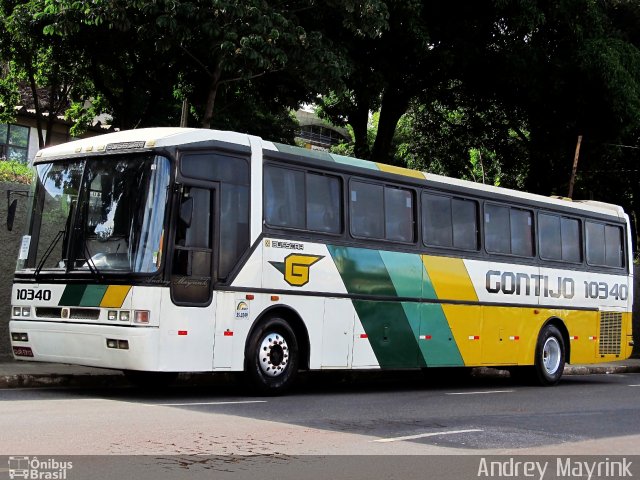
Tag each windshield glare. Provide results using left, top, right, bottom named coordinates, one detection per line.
left=20, top=154, right=171, bottom=274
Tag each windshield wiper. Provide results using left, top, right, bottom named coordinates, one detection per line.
left=80, top=240, right=104, bottom=283
left=34, top=230, right=66, bottom=279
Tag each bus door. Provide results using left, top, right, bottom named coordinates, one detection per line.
left=156, top=181, right=218, bottom=372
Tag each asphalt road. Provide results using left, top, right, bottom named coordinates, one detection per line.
left=1, top=371, right=639, bottom=457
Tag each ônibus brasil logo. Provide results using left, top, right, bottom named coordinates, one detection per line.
left=8, top=457, right=72, bottom=479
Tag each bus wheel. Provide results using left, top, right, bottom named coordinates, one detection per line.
left=245, top=317, right=299, bottom=395
left=533, top=324, right=565, bottom=386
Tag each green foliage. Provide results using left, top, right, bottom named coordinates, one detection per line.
left=0, top=160, right=32, bottom=184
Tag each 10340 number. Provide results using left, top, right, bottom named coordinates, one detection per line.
left=583, top=281, right=628, bottom=301
left=15, top=289, right=52, bottom=301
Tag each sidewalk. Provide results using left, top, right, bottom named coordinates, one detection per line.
left=1, top=358, right=639, bottom=389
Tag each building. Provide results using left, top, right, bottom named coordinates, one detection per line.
left=294, top=106, right=350, bottom=151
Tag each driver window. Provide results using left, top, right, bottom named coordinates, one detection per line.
left=171, top=186, right=213, bottom=305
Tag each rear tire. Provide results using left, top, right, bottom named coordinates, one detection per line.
left=533, top=324, right=565, bottom=386
left=245, top=317, right=299, bottom=395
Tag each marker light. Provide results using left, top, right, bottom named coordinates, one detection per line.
left=119, top=311, right=130, bottom=322
left=134, top=310, right=149, bottom=324
left=21, top=307, right=30, bottom=317
left=13, top=307, right=21, bottom=317
left=11, top=332, right=28, bottom=342
left=106, top=339, right=117, bottom=349
left=108, top=311, right=118, bottom=321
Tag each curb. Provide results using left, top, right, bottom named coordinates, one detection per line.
left=1, top=365, right=639, bottom=390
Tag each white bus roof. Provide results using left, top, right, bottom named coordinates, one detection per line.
left=35, top=127, right=626, bottom=220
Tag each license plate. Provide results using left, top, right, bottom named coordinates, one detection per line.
left=13, top=346, right=34, bottom=357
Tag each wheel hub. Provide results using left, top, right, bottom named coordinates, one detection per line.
left=258, top=332, right=289, bottom=377
left=542, top=336, right=561, bottom=375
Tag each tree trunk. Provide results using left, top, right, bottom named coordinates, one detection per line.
left=371, top=85, right=412, bottom=164
left=350, top=100, right=371, bottom=160
left=201, top=64, right=223, bottom=129
left=44, top=83, right=57, bottom=146
left=27, top=66, right=44, bottom=149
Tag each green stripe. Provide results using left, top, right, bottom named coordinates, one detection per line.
left=58, top=284, right=87, bottom=306
left=379, top=250, right=423, bottom=298
left=79, top=285, right=109, bottom=307
left=328, top=245, right=464, bottom=368
left=353, top=300, right=423, bottom=368
left=327, top=246, right=397, bottom=296
left=330, top=154, right=379, bottom=171
left=419, top=305, right=464, bottom=366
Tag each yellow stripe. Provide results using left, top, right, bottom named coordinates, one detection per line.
left=422, top=255, right=478, bottom=302
left=376, top=163, right=426, bottom=179
left=99, top=285, right=132, bottom=308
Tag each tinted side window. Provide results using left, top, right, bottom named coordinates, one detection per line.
left=510, top=208, right=534, bottom=256
left=539, top=214, right=562, bottom=260
left=586, top=221, right=606, bottom=265
left=307, top=173, right=341, bottom=234
left=484, top=204, right=510, bottom=254
left=350, top=181, right=384, bottom=238
left=181, top=152, right=249, bottom=184
left=264, top=166, right=305, bottom=229
left=605, top=225, right=624, bottom=267
left=423, top=193, right=452, bottom=247
left=586, top=221, right=623, bottom=267
left=561, top=217, right=581, bottom=262
left=485, top=204, right=533, bottom=256
left=385, top=187, right=414, bottom=242
left=423, top=194, right=478, bottom=250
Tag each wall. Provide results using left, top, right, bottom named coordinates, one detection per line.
left=0, top=182, right=30, bottom=359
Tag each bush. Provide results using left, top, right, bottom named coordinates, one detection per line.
left=0, top=160, right=32, bottom=184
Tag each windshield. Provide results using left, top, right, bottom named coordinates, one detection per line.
left=17, top=154, right=171, bottom=274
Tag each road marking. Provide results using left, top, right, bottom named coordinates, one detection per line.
left=446, top=390, right=514, bottom=396
left=629, top=385, right=640, bottom=387
left=153, top=400, right=267, bottom=406
left=373, top=429, right=483, bottom=443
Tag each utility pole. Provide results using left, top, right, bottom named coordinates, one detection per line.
left=567, top=135, right=582, bottom=199
left=180, top=99, right=189, bottom=128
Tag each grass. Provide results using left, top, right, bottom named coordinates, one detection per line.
left=0, top=159, right=32, bottom=184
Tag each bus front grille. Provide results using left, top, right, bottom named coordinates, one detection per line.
left=599, top=311, right=622, bottom=355
left=35, top=307, right=100, bottom=321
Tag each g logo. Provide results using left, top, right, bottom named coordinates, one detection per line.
left=270, top=254, right=324, bottom=287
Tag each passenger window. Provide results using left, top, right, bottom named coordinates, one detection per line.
left=350, top=181, right=384, bottom=239
left=264, top=166, right=343, bottom=234
left=539, top=213, right=581, bottom=263
left=423, top=193, right=478, bottom=250
left=385, top=187, right=414, bottom=242
left=485, top=204, right=533, bottom=257
left=350, top=181, right=414, bottom=242
left=264, top=166, right=305, bottom=229
left=587, top=221, right=624, bottom=267
left=307, top=173, right=341, bottom=233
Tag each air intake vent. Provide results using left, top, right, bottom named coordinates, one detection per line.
left=599, top=311, right=622, bottom=355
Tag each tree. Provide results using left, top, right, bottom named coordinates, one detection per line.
left=0, top=0, right=95, bottom=147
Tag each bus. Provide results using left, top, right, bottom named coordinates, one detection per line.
left=8, top=127, right=634, bottom=393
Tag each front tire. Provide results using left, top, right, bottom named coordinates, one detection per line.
left=533, top=324, right=565, bottom=386
left=245, top=317, right=299, bottom=395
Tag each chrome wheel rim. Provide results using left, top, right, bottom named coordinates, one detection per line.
left=258, top=332, right=289, bottom=377
left=542, top=336, right=561, bottom=375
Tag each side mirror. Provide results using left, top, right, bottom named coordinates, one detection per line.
left=7, top=199, right=17, bottom=231
left=179, top=197, right=193, bottom=227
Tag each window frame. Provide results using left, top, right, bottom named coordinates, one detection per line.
left=421, top=191, right=480, bottom=252
left=263, top=164, right=344, bottom=236
left=538, top=211, right=583, bottom=265
left=0, top=123, right=30, bottom=163
left=483, top=202, right=535, bottom=258
left=584, top=219, right=625, bottom=269
left=348, top=178, right=416, bottom=244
